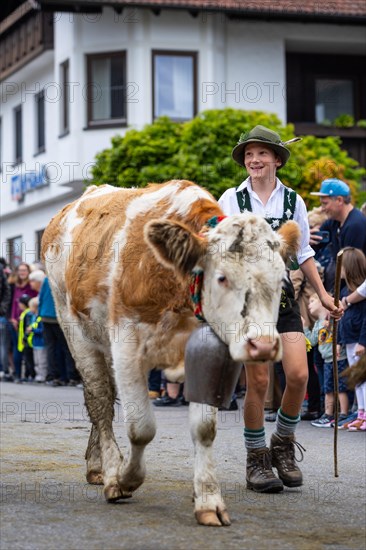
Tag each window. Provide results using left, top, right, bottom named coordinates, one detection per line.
left=152, top=51, right=197, bottom=121
left=7, top=236, right=22, bottom=268
left=14, top=105, right=22, bottom=164
left=35, top=90, right=45, bottom=153
left=60, top=59, right=70, bottom=135
left=0, top=117, right=2, bottom=170
left=86, top=51, right=127, bottom=127
left=286, top=53, right=365, bottom=124
left=315, top=79, right=354, bottom=124
left=35, top=229, right=45, bottom=262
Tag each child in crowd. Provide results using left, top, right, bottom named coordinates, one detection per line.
left=26, top=297, right=48, bottom=383
left=17, top=294, right=35, bottom=381
left=302, top=294, right=349, bottom=427
left=338, top=248, right=366, bottom=431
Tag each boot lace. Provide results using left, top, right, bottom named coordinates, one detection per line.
left=248, top=449, right=274, bottom=478
left=273, top=435, right=306, bottom=466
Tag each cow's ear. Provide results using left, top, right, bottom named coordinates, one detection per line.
left=277, top=220, right=301, bottom=262
left=144, top=219, right=207, bottom=275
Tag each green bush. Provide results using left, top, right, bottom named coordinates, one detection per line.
left=333, top=114, right=355, bottom=128
left=91, top=108, right=365, bottom=207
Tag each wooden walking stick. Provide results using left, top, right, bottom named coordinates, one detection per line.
left=332, top=250, right=343, bottom=478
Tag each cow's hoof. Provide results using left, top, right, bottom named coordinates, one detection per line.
left=86, top=470, right=103, bottom=485
left=195, top=509, right=231, bottom=527
left=104, top=484, right=132, bottom=502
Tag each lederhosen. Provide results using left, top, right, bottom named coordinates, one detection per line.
left=236, top=186, right=304, bottom=334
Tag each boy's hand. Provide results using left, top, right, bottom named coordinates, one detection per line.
left=320, top=294, right=343, bottom=320
left=336, top=344, right=341, bottom=358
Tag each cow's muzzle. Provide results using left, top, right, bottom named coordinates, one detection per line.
left=246, top=334, right=280, bottom=362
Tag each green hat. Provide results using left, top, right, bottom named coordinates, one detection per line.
left=232, top=125, right=299, bottom=168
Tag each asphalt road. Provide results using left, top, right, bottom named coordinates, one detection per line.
left=1, top=382, right=365, bottom=550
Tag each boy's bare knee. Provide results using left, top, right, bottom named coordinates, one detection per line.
left=287, top=370, right=308, bottom=388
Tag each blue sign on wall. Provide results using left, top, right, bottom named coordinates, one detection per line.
left=11, top=166, right=49, bottom=202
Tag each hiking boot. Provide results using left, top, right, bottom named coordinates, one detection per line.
left=270, top=433, right=305, bottom=488
left=246, top=447, right=284, bottom=493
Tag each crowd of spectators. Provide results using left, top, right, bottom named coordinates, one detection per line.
left=0, top=259, right=81, bottom=387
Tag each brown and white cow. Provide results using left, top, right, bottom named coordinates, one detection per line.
left=42, top=180, right=299, bottom=527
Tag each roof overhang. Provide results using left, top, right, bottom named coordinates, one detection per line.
left=33, top=0, right=366, bottom=24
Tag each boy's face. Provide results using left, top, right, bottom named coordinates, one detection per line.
left=19, top=302, right=27, bottom=311
left=244, top=143, right=281, bottom=183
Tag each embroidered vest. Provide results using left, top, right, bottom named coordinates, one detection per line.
left=236, top=186, right=299, bottom=270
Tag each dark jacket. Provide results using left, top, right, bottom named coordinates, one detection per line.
left=338, top=289, right=366, bottom=348
left=0, top=267, right=11, bottom=317
left=320, top=208, right=366, bottom=260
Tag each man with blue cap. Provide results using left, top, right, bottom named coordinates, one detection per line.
left=311, top=178, right=366, bottom=291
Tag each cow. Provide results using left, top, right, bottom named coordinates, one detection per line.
left=42, top=179, right=300, bottom=527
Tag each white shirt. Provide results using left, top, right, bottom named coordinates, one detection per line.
left=218, top=177, right=314, bottom=266
left=357, top=279, right=366, bottom=298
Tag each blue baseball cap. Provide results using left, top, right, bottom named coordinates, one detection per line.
left=311, top=178, right=350, bottom=197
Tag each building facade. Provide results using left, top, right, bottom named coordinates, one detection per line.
left=1, top=0, right=365, bottom=266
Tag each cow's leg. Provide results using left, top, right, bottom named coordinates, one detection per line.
left=49, top=284, right=126, bottom=500
left=112, top=340, right=157, bottom=495
left=189, top=403, right=231, bottom=527
left=85, top=424, right=103, bottom=485
left=79, top=350, right=131, bottom=502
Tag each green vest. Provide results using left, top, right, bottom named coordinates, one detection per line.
left=17, top=308, right=30, bottom=352
left=26, top=315, right=42, bottom=348
left=236, top=186, right=299, bottom=270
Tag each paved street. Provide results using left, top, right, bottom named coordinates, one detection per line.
left=1, top=382, right=365, bottom=550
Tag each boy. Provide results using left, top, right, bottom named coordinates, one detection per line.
left=303, top=294, right=349, bottom=427
left=27, top=297, right=48, bottom=383
left=219, top=125, right=342, bottom=493
left=17, top=294, right=35, bottom=381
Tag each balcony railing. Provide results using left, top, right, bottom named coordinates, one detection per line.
left=0, top=11, right=54, bottom=82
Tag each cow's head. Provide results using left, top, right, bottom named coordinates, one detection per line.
left=145, top=213, right=300, bottom=363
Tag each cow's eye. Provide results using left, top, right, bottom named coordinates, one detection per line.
left=217, top=275, right=227, bottom=284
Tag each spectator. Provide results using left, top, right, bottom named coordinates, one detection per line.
left=338, top=248, right=366, bottom=431
left=148, top=368, right=162, bottom=399
left=27, top=297, right=48, bottom=383
left=153, top=372, right=188, bottom=407
left=341, top=278, right=366, bottom=309
left=302, top=294, right=349, bottom=427
left=39, top=276, right=80, bottom=386
left=310, top=179, right=366, bottom=292
left=9, top=263, right=37, bottom=381
left=29, top=270, right=46, bottom=294
left=17, top=294, right=35, bottom=381
left=0, top=261, right=11, bottom=379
